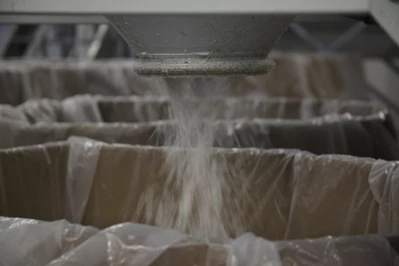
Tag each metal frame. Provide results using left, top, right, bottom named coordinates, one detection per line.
left=68, top=25, right=96, bottom=58
left=0, top=0, right=369, bottom=14
left=0, top=25, right=17, bottom=56
left=0, top=0, right=397, bottom=46
left=0, top=15, right=106, bottom=24
left=371, top=0, right=399, bottom=46
left=24, top=25, right=50, bottom=58
left=0, top=14, right=360, bottom=24
left=86, top=24, right=110, bottom=60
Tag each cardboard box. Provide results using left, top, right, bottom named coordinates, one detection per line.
left=0, top=115, right=398, bottom=160
left=1, top=138, right=398, bottom=241
left=0, top=95, right=384, bottom=124
left=0, top=96, right=397, bottom=160
left=1, top=217, right=397, bottom=265
left=0, top=53, right=368, bottom=105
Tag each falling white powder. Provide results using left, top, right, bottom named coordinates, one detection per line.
left=136, top=77, right=248, bottom=238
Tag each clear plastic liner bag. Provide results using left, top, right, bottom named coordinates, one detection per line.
left=369, top=161, right=399, bottom=234
left=65, top=137, right=103, bottom=223
left=0, top=217, right=98, bottom=266
left=275, top=234, right=399, bottom=266
left=245, top=52, right=368, bottom=100
left=1, top=137, right=399, bottom=240
left=0, top=53, right=368, bottom=105
left=0, top=114, right=398, bottom=160
left=228, top=233, right=282, bottom=266
left=48, top=223, right=190, bottom=266
left=0, top=217, right=397, bottom=266
left=0, top=95, right=385, bottom=124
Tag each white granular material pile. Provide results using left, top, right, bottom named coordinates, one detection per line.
left=136, top=78, right=248, bottom=238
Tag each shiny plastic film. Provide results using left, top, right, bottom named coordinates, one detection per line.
left=228, top=233, right=282, bottom=266
left=0, top=53, right=393, bottom=266
left=0, top=53, right=368, bottom=105
left=369, top=161, right=399, bottom=234
left=0, top=217, right=98, bottom=266
left=0, top=95, right=385, bottom=124
left=0, top=112, right=397, bottom=160
left=0, top=95, right=395, bottom=160
left=0, top=217, right=397, bottom=266
left=1, top=137, right=399, bottom=240
left=65, top=137, right=104, bottom=223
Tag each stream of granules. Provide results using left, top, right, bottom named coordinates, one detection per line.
left=136, top=78, right=248, bottom=238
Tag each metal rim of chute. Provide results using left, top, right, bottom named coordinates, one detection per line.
left=131, top=57, right=276, bottom=77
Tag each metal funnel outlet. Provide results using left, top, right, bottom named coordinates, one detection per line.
left=106, top=15, right=294, bottom=76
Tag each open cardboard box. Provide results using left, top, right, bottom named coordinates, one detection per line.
left=0, top=96, right=397, bottom=159
left=0, top=138, right=399, bottom=265
left=0, top=53, right=367, bottom=106
left=1, top=138, right=398, bottom=241
left=1, top=217, right=398, bottom=265
left=1, top=113, right=398, bottom=160
left=0, top=96, right=383, bottom=124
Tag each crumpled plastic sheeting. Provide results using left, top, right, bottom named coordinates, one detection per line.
left=228, top=233, right=282, bottom=266
left=48, top=222, right=191, bottom=266
left=274, top=234, right=399, bottom=266
left=0, top=113, right=398, bottom=160
left=0, top=217, right=97, bottom=266
left=369, top=161, right=399, bottom=234
left=0, top=95, right=385, bottom=124
left=0, top=53, right=368, bottom=105
left=246, top=52, right=368, bottom=100
left=0, top=217, right=397, bottom=266
left=65, top=137, right=103, bottom=224
left=1, top=137, right=399, bottom=240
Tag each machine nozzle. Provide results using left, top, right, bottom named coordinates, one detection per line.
left=131, top=57, right=276, bottom=77
left=106, top=15, right=294, bottom=76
